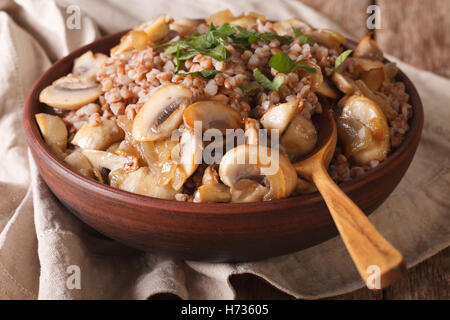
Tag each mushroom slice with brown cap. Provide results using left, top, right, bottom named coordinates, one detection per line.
left=260, top=100, right=299, bottom=135
left=73, top=51, right=108, bottom=82
left=280, top=114, right=318, bottom=159
left=110, top=167, right=177, bottom=200
left=35, top=113, right=68, bottom=158
left=229, top=179, right=269, bottom=203
left=273, top=18, right=311, bottom=36
left=183, top=101, right=243, bottom=132
left=219, top=144, right=297, bottom=201
left=64, top=151, right=94, bottom=178
left=72, top=118, right=124, bottom=150
left=39, top=75, right=102, bottom=110
left=339, top=95, right=390, bottom=165
left=132, top=84, right=193, bottom=141
left=354, top=34, right=384, bottom=61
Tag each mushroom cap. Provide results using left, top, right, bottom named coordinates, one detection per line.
left=132, top=84, right=193, bottom=141
left=111, top=167, right=177, bottom=200
left=306, top=29, right=346, bottom=50
left=183, top=101, right=243, bottom=132
left=71, top=118, right=124, bottom=150
left=219, top=144, right=297, bottom=201
left=39, top=75, right=102, bottom=110
left=280, top=114, right=318, bottom=159
left=64, top=151, right=94, bottom=178
left=111, top=15, right=171, bottom=56
left=260, top=100, right=299, bottom=135
left=73, top=51, right=108, bottom=82
left=193, top=183, right=231, bottom=203
left=35, top=113, right=68, bottom=157
left=354, top=34, right=384, bottom=61
left=340, top=95, right=390, bottom=164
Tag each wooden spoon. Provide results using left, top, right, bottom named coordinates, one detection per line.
left=294, top=107, right=406, bottom=289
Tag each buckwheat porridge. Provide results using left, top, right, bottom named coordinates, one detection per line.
left=35, top=10, right=412, bottom=203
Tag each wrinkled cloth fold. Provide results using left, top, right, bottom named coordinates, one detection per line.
left=0, top=0, right=448, bottom=300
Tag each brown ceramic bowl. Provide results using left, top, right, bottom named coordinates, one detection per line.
left=24, top=31, right=424, bottom=262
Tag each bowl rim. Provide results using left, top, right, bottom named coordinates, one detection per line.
left=24, top=31, right=424, bottom=215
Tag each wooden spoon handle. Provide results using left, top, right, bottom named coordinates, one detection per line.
left=312, top=165, right=406, bottom=289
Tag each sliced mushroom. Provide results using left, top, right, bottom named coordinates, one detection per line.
left=64, top=151, right=94, bottom=178
left=359, top=67, right=384, bottom=91
left=219, top=144, right=297, bottom=201
left=39, top=75, right=102, bottom=110
left=273, top=18, right=311, bottom=36
left=178, top=129, right=202, bottom=178
left=73, top=51, right=108, bottom=82
left=316, top=80, right=340, bottom=99
left=244, top=118, right=260, bottom=145
left=81, top=149, right=138, bottom=172
left=35, top=113, right=68, bottom=157
left=332, top=72, right=357, bottom=95
left=354, top=34, right=384, bottom=61
left=260, top=100, right=299, bottom=135
left=183, top=101, right=243, bottom=132
left=132, top=84, right=193, bottom=141
left=137, top=14, right=172, bottom=42
left=230, top=14, right=262, bottom=29
left=205, top=9, right=236, bottom=26
left=280, top=114, right=318, bottom=159
left=354, top=80, right=390, bottom=115
left=298, top=60, right=323, bottom=91
left=110, top=167, right=177, bottom=200
left=170, top=18, right=201, bottom=36
left=72, top=118, right=124, bottom=150
left=229, top=179, right=269, bottom=203
left=306, top=29, right=346, bottom=50
left=202, top=165, right=220, bottom=185
left=336, top=116, right=374, bottom=157
left=193, top=183, right=231, bottom=203
left=111, top=15, right=172, bottom=56
left=339, top=95, right=390, bottom=165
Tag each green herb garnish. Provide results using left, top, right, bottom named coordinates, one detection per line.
left=292, top=26, right=315, bottom=45
left=269, top=52, right=317, bottom=74
left=178, top=70, right=222, bottom=79
left=253, top=68, right=285, bottom=92
left=240, top=83, right=262, bottom=94
left=335, top=49, right=353, bottom=69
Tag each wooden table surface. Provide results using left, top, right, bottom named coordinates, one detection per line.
left=231, top=0, right=450, bottom=300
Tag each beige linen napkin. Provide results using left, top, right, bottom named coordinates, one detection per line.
left=0, top=0, right=448, bottom=300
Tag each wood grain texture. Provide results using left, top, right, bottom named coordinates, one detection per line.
left=299, top=0, right=371, bottom=39
left=376, top=0, right=450, bottom=77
